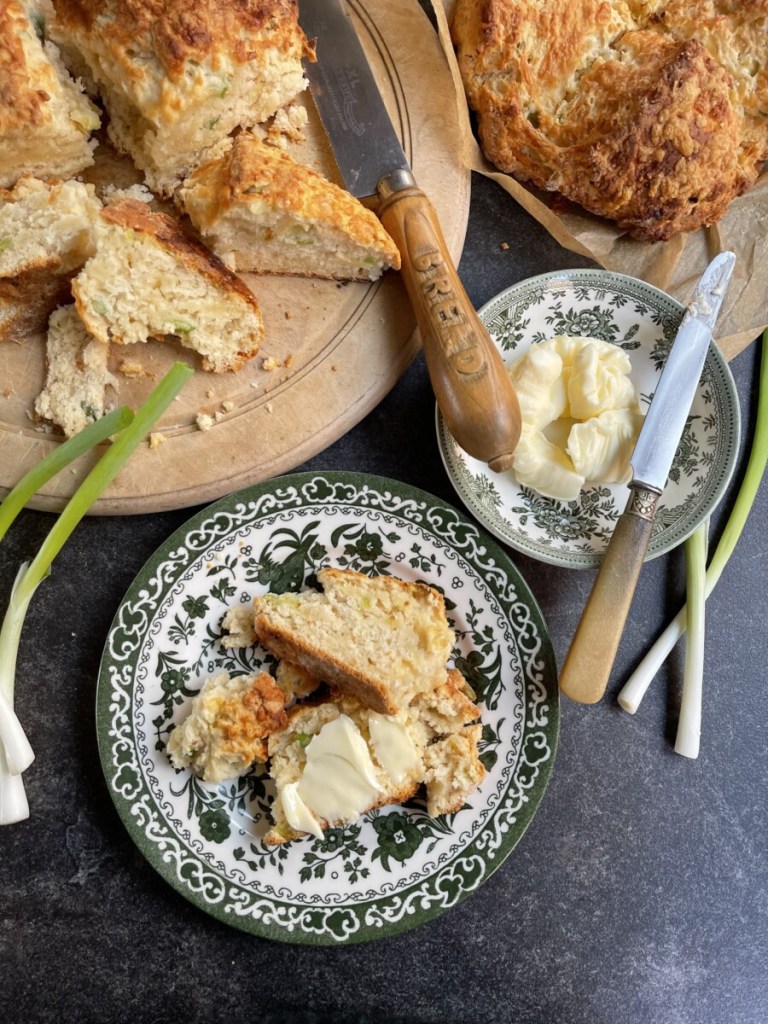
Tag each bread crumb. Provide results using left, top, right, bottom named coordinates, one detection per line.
left=119, top=359, right=146, bottom=378
left=500, top=241, right=510, bottom=251
left=266, top=402, right=273, bottom=412
left=206, top=388, right=215, bottom=399
left=262, top=355, right=279, bottom=371
left=284, top=310, right=293, bottom=320
left=284, top=354, right=294, bottom=368
left=148, top=432, right=166, bottom=449
left=221, top=400, right=234, bottom=412
left=196, top=412, right=214, bottom=432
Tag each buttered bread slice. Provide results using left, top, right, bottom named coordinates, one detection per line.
left=252, top=568, right=455, bottom=715
left=178, top=134, right=401, bottom=281
left=72, top=197, right=264, bottom=372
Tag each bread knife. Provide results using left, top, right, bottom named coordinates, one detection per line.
left=298, top=0, right=521, bottom=471
left=559, top=251, right=736, bottom=704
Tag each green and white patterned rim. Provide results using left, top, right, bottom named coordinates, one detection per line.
left=96, top=472, right=559, bottom=944
left=437, top=269, right=741, bottom=569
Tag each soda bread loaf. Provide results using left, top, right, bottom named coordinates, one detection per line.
left=178, top=133, right=402, bottom=281
left=451, top=0, right=768, bottom=241
left=49, top=0, right=314, bottom=196
left=0, top=0, right=100, bottom=189
left=33, top=304, right=115, bottom=436
left=252, top=567, right=457, bottom=715
left=0, top=177, right=101, bottom=278
left=167, top=671, right=287, bottom=784
left=72, top=197, right=264, bottom=372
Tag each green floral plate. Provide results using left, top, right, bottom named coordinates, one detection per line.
left=437, top=270, right=740, bottom=569
left=96, top=472, right=559, bottom=944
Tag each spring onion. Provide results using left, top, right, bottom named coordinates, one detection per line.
left=675, top=521, right=708, bottom=758
left=0, top=361, right=193, bottom=824
left=618, top=330, right=768, bottom=717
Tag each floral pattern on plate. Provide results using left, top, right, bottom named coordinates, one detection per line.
left=97, top=472, right=559, bottom=944
left=437, top=270, right=740, bottom=569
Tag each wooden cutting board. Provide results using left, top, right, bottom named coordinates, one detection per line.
left=0, top=0, right=470, bottom=515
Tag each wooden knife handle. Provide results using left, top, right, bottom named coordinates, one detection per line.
left=377, top=182, right=521, bottom=472
left=559, top=485, right=661, bottom=704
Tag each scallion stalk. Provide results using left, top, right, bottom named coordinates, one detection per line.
left=618, top=330, right=768, bottom=716
left=0, top=406, right=134, bottom=544
left=0, top=361, right=193, bottom=822
left=675, top=521, right=708, bottom=758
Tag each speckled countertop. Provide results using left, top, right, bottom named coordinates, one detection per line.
left=2, top=98, right=767, bottom=1024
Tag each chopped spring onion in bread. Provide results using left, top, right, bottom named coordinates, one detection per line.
left=618, top=331, right=768, bottom=726
left=0, top=362, right=193, bottom=824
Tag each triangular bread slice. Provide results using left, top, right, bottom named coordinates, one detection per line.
left=72, top=198, right=263, bottom=372
left=0, top=0, right=99, bottom=188
left=252, top=567, right=455, bottom=715
left=178, top=134, right=401, bottom=281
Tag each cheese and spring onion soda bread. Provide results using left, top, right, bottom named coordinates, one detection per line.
left=49, top=0, right=315, bottom=197
left=251, top=567, right=456, bottom=716
left=72, top=197, right=264, bottom=372
left=451, top=0, right=768, bottom=242
left=178, top=133, right=401, bottom=282
left=0, top=0, right=100, bottom=189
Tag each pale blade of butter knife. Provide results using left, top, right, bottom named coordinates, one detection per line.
left=298, top=0, right=522, bottom=472
left=559, top=251, right=736, bottom=705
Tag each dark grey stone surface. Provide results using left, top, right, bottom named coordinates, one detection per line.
left=1, top=172, right=766, bottom=1024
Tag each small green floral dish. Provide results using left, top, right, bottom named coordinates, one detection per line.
left=96, top=472, right=558, bottom=944
left=437, top=270, right=740, bottom=569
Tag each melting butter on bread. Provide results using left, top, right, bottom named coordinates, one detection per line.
left=178, top=134, right=401, bottom=281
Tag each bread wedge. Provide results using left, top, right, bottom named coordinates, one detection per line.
left=167, top=671, right=287, bottom=784
left=252, top=567, right=456, bottom=715
left=0, top=177, right=101, bottom=279
left=72, top=198, right=264, bottom=372
left=51, top=0, right=314, bottom=196
left=178, top=134, right=401, bottom=281
left=0, top=0, right=99, bottom=188
left=34, top=304, right=115, bottom=436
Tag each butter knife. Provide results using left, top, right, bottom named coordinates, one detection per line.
left=298, top=0, right=521, bottom=471
left=559, top=251, right=736, bottom=704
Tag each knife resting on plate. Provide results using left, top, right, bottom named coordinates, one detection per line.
left=558, top=251, right=736, bottom=704
left=298, top=0, right=521, bottom=472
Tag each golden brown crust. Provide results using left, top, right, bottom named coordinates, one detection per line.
left=220, top=671, right=287, bottom=762
left=52, top=0, right=315, bottom=81
left=99, top=198, right=262, bottom=315
left=452, top=0, right=768, bottom=241
left=0, top=2, right=50, bottom=133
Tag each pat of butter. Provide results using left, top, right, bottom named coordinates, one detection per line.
left=284, top=715, right=383, bottom=834
left=368, top=712, right=419, bottom=783
left=281, top=781, right=325, bottom=840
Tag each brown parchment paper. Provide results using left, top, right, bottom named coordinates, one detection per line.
left=433, top=0, right=768, bottom=362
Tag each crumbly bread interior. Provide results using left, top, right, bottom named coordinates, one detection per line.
left=252, top=567, right=456, bottom=715
left=422, top=724, right=486, bottom=818
left=73, top=198, right=264, bottom=372
left=167, top=671, right=287, bottom=784
left=179, top=134, right=401, bottom=281
left=0, top=1, right=99, bottom=188
left=51, top=0, right=313, bottom=196
left=33, top=304, right=115, bottom=436
left=0, top=177, right=101, bottom=277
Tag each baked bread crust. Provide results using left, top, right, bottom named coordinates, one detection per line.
left=0, top=0, right=99, bottom=187
left=179, top=133, right=401, bottom=281
left=452, top=0, right=768, bottom=241
left=73, top=197, right=264, bottom=372
left=51, top=0, right=314, bottom=194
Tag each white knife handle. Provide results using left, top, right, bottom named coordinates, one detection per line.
left=377, top=180, right=521, bottom=472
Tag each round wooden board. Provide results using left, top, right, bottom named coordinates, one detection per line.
left=0, top=0, right=470, bottom=515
